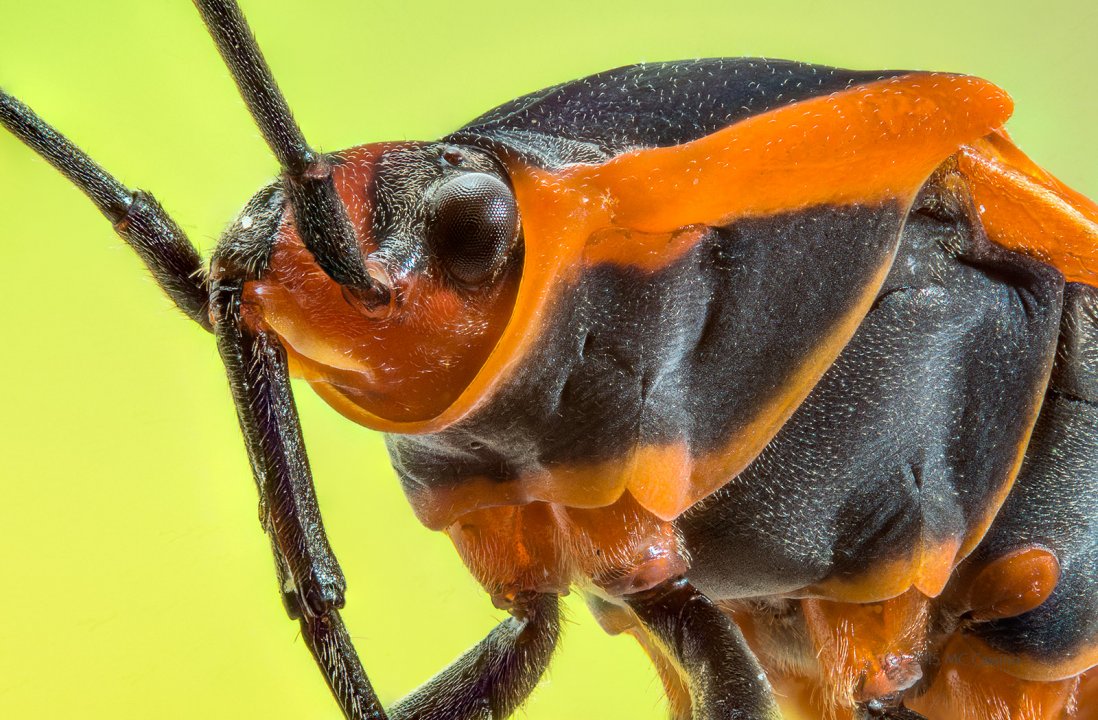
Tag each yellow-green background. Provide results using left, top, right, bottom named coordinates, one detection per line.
left=1, top=1, right=1096, bottom=717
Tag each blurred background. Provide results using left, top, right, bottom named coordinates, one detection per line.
left=1, top=1, right=1096, bottom=717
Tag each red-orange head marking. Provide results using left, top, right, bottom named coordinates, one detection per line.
left=242, top=142, right=523, bottom=426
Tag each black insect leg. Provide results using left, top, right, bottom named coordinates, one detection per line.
left=301, top=590, right=561, bottom=720
left=275, top=520, right=560, bottom=720
left=390, top=593, right=561, bottom=720
left=0, top=91, right=211, bottom=330
left=626, top=578, right=782, bottom=719
left=192, top=0, right=385, bottom=305
left=211, top=279, right=561, bottom=719
left=209, top=278, right=381, bottom=717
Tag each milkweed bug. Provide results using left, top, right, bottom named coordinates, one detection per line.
left=1, top=1, right=1096, bottom=718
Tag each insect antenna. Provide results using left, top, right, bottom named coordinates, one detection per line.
left=0, top=90, right=211, bottom=329
left=192, top=0, right=389, bottom=307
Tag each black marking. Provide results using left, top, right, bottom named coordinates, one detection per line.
left=965, top=282, right=1098, bottom=667
left=677, top=183, right=1064, bottom=599
left=388, top=202, right=904, bottom=498
left=449, top=59, right=906, bottom=167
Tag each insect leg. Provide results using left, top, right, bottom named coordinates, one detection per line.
left=626, top=578, right=782, bottom=719
left=0, top=91, right=211, bottom=330
left=211, top=279, right=561, bottom=719
left=191, top=0, right=383, bottom=303
left=209, top=279, right=382, bottom=717
left=389, top=593, right=561, bottom=720
left=271, top=503, right=561, bottom=720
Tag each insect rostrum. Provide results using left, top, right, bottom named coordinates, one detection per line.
left=1, top=0, right=1096, bottom=718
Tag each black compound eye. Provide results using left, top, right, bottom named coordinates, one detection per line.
left=426, top=172, right=519, bottom=286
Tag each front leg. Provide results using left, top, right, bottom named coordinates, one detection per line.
left=211, top=280, right=348, bottom=621
left=211, top=278, right=383, bottom=717
left=211, top=278, right=560, bottom=719
left=625, top=578, right=782, bottom=720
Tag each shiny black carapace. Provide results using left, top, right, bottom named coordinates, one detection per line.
left=2, top=0, right=1096, bottom=717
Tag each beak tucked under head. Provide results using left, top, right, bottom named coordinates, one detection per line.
left=241, top=141, right=524, bottom=430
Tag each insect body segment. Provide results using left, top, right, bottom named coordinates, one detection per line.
left=3, top=4, right=1097, bottom=717
left=386, top=73, right=1017, bottom=597
left=225, top=58, right=1098, bottom=717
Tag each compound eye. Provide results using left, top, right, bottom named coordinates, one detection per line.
left=426, top=172, right=519, bottom=286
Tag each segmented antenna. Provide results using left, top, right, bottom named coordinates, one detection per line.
left=193, top=0, right=388, bottom=306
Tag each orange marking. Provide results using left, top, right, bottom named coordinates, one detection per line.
left=800, top=537, right=964, bottom=604
left=446, top=492, right=686, bottom=600
left=473, top=72, right=1010, bottom=429
left=961, top=128, right=1098, bottom=286
left=955, top=634, right=1098, bottom=685
left=913, top=536, right=967, bottom=598
left=409, top=442, right=694, bottom=530
left=802, top=589, right=932, bottom=710
left=907, top=634, right=1084, bottom=720
left=581, top=224, right=710, bottom=271
left=568, top=75, right=1012, bottom=234
left=1078, top=670, right=1098, bottom=719
left=267, top=73, right=1012, bottom=436
left=966, top=546, right=1061, bottom=623
left=242, top=144, right=521, bottom=425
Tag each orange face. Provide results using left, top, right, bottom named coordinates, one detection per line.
left=241, top=142, right=524, bottom=425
